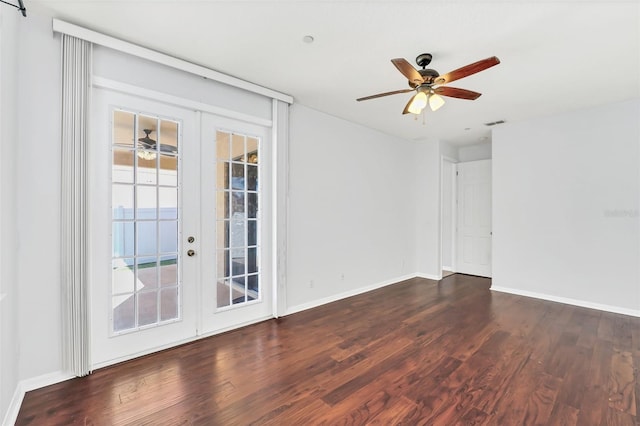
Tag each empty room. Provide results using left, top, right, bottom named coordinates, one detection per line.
left=1, top=1, right=639, bottom=425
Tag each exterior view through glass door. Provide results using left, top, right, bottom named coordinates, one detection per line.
left=199, top=113, right=272, bottom=335
left=91, top=89, right=273, bottom=367
left=111, top=110, right=181, bottom=332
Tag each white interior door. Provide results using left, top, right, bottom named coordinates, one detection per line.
left=456, top=159, right=492, bottom=277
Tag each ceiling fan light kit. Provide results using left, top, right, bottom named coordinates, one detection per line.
left=357, top=53, right=500, bottom=116
left=406, top=92, right=427, bottom=114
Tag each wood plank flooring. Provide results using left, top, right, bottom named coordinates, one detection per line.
left=15, top=275, right=640, bottom=425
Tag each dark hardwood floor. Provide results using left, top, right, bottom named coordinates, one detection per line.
left=16, top=275, right=640, bottom=425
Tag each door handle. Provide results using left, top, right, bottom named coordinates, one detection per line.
left=187, top=249, right=196, bottom=257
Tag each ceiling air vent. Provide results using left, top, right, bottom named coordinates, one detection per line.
left=484, top=120, right=505, bottom=126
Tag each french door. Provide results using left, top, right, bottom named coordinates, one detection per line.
left=198, top=113, right=272, bottom=335
left=90, top=89, right=272, bottom=368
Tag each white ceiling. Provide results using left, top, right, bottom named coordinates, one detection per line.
left=29, top=0, right=640, bottom=146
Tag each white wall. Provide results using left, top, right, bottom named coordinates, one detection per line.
left=0, top=5, right=20, bottom=422
left=415, top=140, right=441, bottom=278
left=493, top=99, right=640, bottom=314
left=16, top=11, right=63, bottom=382
left=93, top=46, right=272, bottom=121
left=286, top=105, right=418, bottom=310
left=458, top=141, right=492, bottom=161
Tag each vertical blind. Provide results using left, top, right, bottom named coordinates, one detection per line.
left=60, top=34, right=92, bottom=376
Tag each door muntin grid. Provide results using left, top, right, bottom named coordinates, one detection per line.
left=215, top=131, right=261, bottom=308
left=111, top=109, right=181, bottom=333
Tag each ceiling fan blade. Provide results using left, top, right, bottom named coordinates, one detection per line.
left=159, top=144, right=178, bottom=154
left=402, top=93, right=418, bottom=115
left=391, top=58, right=424, bottom=85
left=356, top=88, right=414, bottom=102
left=434, top=56, right=500, bottom=85
left=434, top=86, right=482, bottom=100
left=138, top=141, right=155, bottom=150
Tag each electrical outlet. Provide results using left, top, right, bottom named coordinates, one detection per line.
left=309, top=279, right=314, bottom=288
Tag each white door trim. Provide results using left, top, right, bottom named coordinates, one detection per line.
left=440, top=155, right=457, bottom=274
left=93, top=77, right=273, bottom=128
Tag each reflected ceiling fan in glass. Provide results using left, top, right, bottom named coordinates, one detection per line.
left=137, top=129, right=178, bottom=160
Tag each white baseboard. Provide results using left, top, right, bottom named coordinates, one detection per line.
left=442, top=266, right=453, bottom=272
left=415, top=272, right=442, bottom=281
left=491, top=286, right=640, bottom=318
left=92, top=315, right=273, bottom=371
left=285, top=273, right=420, bottom=316
left=3, top=370, right=73, bottom=426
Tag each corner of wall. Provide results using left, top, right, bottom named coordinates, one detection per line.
left=0, top=4, right=21, bottom=423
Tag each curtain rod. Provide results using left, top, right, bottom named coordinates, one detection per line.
left=52, top=19, right=293, bottom=104
left=0, top=0, right=26, bottom=17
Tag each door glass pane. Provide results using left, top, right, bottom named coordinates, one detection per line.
left=248, top=220, right=258, bottom=246
left=232, top=192, right=245, bottom=216
left=216, top=221, right=229, bottom=249
left=215, top=130, right=261, bottom=309
left=159, top=155, right=178, bottom=187
left=247, top=165, right=258, bottom=191
left=113, top=295, right=135, bottom=332
left=247, top=193, right=258, bottom=218
left=160, top=287, right=179, bottom=321
left=160, top=221, right=178, bottom=253
left=137, top=222, right=157, bottom=256
left=231, top=134, right=244, bottom=160
left=217, top=278, right=231, bottom=308
left=247, top=137, right=259, bottom=164
left=138, top=290, right=158, bottom=326
left=112, top=222, right=134, bottom=258
left=111, top=110, right=181, bottom=333
left=112, top=184, right=134, bottom=220
left=217, top=191, right=229, bottom=219
left=112, top=259, right=135, bottom=294
left=113, top=110, right=135, bottom=147
left=231, top=164, right=245, bottom=190
left=216, top=131, right=230, bottom=160
left=159, top=120, right=179, bottom=154
left=217, top=162, right=229, bottom=190
left=113, top=148, right=134, bottom=183
left=159, top=188, right=177, bottom=219
left=160, top=256, right=177, bottom=288
left=137, top=186, right=157, bottom=220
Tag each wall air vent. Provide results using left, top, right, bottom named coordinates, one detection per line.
left=484, top=120, right=505, bottom=126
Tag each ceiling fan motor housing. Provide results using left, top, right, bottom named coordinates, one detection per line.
left=409, top=68, right=440, bottom=88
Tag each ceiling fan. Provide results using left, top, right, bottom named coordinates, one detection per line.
left=357, top=53, right=500, bottom=115
left=137, top=129, right=178, bottom=160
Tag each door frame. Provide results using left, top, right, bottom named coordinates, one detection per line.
left=440, top=155, right=458, bottom=277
